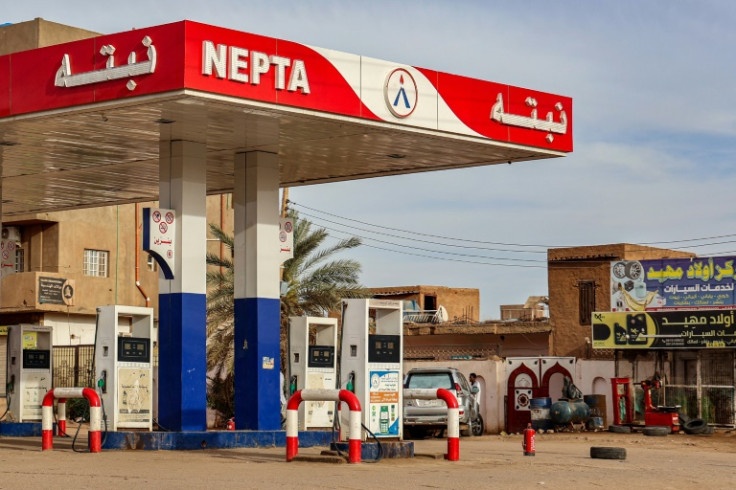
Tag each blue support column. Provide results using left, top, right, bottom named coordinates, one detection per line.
left=233, top=151, right=281, bottom=430
left=157, top=140, right=208, bottom=431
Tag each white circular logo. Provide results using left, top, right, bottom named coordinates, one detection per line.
left=384, top=68, right=418, bottom=118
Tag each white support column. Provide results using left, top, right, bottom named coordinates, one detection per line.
left=233, top=151, right=282, bottom=430
left=157, top=139, right=208, bottom=431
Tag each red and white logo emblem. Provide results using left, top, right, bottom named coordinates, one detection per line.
left=384, top=68, right=417, bottom=118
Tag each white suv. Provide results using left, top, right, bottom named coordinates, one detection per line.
left=403, top=367, right=483, bottom=437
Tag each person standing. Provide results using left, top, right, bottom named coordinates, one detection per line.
left=469, top=373, right=482, bottom=400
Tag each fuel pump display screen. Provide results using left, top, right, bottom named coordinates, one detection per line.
left=308, top=345, right=334, bottom=367
left=22, top=349, right=50, bottom=369
left=117, top=337, right=150, bottom=362
left=368, top=334, right=401, bottom=363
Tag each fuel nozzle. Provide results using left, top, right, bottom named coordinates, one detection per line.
left=346, top=371, right=355, bottom=393
left=289, top=375, right=297, bottom=395
left=98, top=370, right=107, bottom=394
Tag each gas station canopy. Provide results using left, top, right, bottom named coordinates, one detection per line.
left=0, top=21, right=572, bottom=217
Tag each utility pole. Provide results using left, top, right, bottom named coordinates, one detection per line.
left=280, top=187, right=289, bottom=218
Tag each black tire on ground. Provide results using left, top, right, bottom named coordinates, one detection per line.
left=608, top=424, right=632, bottom=433
left=678, top=411, right=691, bottom=425
left=643, top=426, right=669, bottom=436
left=683, top=419, right=708, bottom=435
left=590, top=446, right=626, bottom=460
left=471, top=415, right=484, bottom=436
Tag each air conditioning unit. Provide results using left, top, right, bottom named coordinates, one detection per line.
left=1, top=226, right=20, bottom=243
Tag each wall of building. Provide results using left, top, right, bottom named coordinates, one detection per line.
left=404, top=357, right=618, bottom=434
left=404, top=358, right=505, bottom=434
left=2, top=204, right=159, bottom=319
left=404, top=331, right=549, bottom=360
left=372, top=285, right=480, bottom=322
left=2, top=195, right=235, bottom=341
left=0, top=17, right=99, bottom=55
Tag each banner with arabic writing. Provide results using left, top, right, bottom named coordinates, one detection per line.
left=610, top=257, right=736, bottom=312
left=592, top=310, right=736, bottom=349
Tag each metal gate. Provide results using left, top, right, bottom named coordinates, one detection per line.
left=52, top=345, right=95, bottom=388
left=668, top=350, right=735, bottom=426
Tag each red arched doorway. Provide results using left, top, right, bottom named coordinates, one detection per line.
left=506, top=362, right=541, bottom=433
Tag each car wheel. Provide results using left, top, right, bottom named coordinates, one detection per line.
left=471, top=415, right=484, bottom=436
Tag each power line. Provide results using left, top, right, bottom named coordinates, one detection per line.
left=290, top=200, right=736, bottom=252
left=289, top=200, right=558, bottom=249
left=322, top=235, right=546, bottom=269
left=297, top=209, right=547, bottom=256
left=322, top=223, right=546, bottom=264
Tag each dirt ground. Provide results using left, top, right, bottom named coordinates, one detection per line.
left=1, top=428, right=736, bottom=489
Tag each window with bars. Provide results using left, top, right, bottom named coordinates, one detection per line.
left=14, top=248, right=24, bottom=272
left=578, top=281, right=596, bottom=325
left=83, top=249, right=109, bottom=277
left=146, top=254, right=157, bottom=272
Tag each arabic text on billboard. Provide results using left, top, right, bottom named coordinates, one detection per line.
left=592, top=310, right=736, bottom=349
left=610, top=257, right=735, bottom=312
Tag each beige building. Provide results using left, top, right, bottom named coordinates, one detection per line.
left=1, top=196, right=233, bottom=344
left=371, top=285, right=480, bottom=323
left=0, top=17, right=100, bottom=56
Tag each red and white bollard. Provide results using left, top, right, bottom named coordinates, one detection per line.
left=286, top=389, right=362, bottom=463
left=42, top=387, right=102, bottom=453
left=522, top=422, right=536, bottom=456
left=437, top=388, right=460, bottom=461
left=404, top=388, right=460, bottom=461
left=57, top=398, right=67, bottom=436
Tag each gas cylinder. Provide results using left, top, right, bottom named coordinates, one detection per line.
left=522, top=423, right=536, bottom=456
left=550, top=399, right=591, bottom=425
left=226, top=418, right=235, bottom=431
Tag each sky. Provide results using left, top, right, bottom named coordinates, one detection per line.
left=5, top=1, right=736, bottom=320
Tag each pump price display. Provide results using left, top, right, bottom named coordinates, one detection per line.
left=308, top=345, right=334, bottom=367
left=22, top=349, right=50, bottom=369
left=117, top=337, right=150, bottom=362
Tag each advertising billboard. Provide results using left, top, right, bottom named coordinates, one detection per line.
left=592, top=310, right=736, bottom=349
left=610, top=257, right=736, bottom=312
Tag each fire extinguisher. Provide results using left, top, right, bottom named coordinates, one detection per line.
left=226, top=418, right=235, bottom=431
left=522, top=423, right=535, bottom=456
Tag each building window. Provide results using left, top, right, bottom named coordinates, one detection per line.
left=83, top=249, right=109, bottom=277
left=578, top=281, right=596, bottom=325
left=147, top=254, right=157, bottom=272
left=14, top=248, right=24, bottom=273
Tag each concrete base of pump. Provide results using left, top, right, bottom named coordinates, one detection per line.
left=100, top=430, right=333, bottom=450
left=0, top=422, right=47, bottom=437
left=329, top=440, right=414, bottom=460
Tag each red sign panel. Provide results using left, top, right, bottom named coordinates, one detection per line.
left=0, top=20, right=572, bottom=153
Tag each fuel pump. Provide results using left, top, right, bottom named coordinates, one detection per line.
left=340, top=299, right=403, bottom=439
left=94, top=305, right=154, bottom=431
left=288, top=316, right=338, bottom=429
left=6, top=324, right=53, bottom=422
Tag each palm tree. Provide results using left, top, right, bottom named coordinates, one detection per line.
left=205, top=211, right=371, bottom=418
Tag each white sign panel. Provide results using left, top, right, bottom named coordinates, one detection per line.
left=279, top=217, right=294, bottom=263
left=142, top=207, right=176, bottom=279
